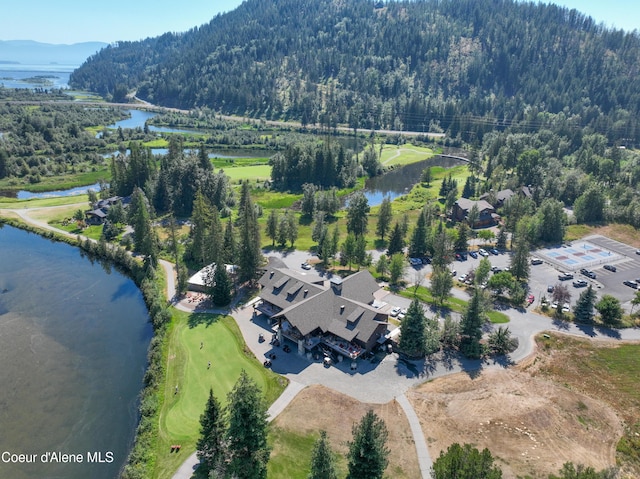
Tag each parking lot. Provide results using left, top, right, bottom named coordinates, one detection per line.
left=407, top=234, right=640, bottom=311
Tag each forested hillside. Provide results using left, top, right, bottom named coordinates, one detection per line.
left=70, top=0, right=640, bottom=145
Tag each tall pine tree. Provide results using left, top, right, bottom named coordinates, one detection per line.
left=346, top=410, right=389, bottom=479
left=225, top=371, right=270, bottom=479
left=197, top=389, right=227, bottom=477
left=308, top=430, right=338, bottom=479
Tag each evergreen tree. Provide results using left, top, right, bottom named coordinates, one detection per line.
left=308, top=431, right=338, bottom=479
left=432, top=443, right=502, bottom=479
left=509, top=236, right=530, bottom=281
left=409, top=210, right=428, bottom=258
left=301, top=183, right=317, bottom=217
left=573, top=285, right=596, bottom=323
left=197, top=389, right=226, bottom=477
left=421, top=166, right=432, bottom=186
left=189, top=189, right=212, bottom=266
left=225, top=371, right=270, bottom=479
left=340, top=233, right=357, bottom=270
left=223, top=219, right=237, bottom=264
left=454, top=222, right=469, bottom=252
left=387, top=222, right=405, bottom=256
left=354, top=234, right=367, bottom=268
left=205, top=206, right=223, bottom=266
left=129, top=187, right=158, bottom=266
left=285, top=209, right=298, bottom=247
left=346, top=410, right=389, bottom=479
left=431, top=228, right=453, bottom=268
left=210, top=263, right=233, bottom=306
left=495, top=226, right=508, bottom=251
left=265, top=209, right=279, bottom=246
left=399, top=299, right=427, bottom=357
left=574, top=186, right=605, bottom=224
left=237, top=190, right=262, bottom=283
left=461, top=175, right=475, bottom=198
left=376, top=196, right=392, bottom=240
left=460, top=289, right=487, bottom=358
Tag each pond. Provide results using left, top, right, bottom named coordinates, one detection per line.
left=0, top=225, right=152, bottom=479
left=362, top=155, right=465, bottom=206
left=107, top=109, right=196, bottom=134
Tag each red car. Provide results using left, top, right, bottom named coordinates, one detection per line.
left=527, top=294, right=535, bottom=305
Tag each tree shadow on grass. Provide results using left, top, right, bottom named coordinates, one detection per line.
left=187, top=312, right=222, bottom=328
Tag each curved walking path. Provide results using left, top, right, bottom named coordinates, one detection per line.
left=4, top=207, right=640, bottom=479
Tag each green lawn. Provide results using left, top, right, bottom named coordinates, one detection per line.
left=380, top=144, right=436, bottom=167
left=400, top=285, right=510, bottom=324
left=220, top=164, right=272, bottom=182
left=0, top=194, right=89, bottom=209
left=155, top=311, right=286, bottom=479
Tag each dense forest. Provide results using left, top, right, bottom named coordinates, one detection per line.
left=71, top=0, right=640, bottom=145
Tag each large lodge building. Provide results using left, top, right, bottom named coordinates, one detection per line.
left=256, top=258, right=388, bottom=360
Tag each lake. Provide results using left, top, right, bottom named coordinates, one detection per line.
left=0, top=225, right=152, bottom=479
left=0, top=64, right=74, bottom=89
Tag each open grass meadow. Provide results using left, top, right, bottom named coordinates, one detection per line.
left=154, top=311, right=287, bottom=479
left=0, top=194, right=89, bottom=210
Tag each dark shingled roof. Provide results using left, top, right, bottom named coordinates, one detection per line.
left=259, top=266, right=387, bottom=346
left=258, top=267, right=324, bottom=311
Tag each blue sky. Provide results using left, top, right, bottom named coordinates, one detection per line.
left=0, top=0, right=638, bottom=45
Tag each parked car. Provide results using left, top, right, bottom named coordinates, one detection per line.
left=562, top=304, right=571, bottom=313
left=301, top=262, right=311, bottom=270
left=558, top=272, right=574, bottom=281
left=636, top=250, right=640, bottom=255
left=573, top=279, right=588, bottom=288
left=490, top=248, right=499, bottom=255
left=531, top=257, right=543, bottom=265
left=603, top=264, right=617, bottom=272
left=547, top=284, right=555, bottom=293
left=398, top=309, right=407, bottom=320
left=527, top=294, right=535, bottom=305
left=389, top=307, right=400, bottom=317
left=409, top=257, right=422, bottom=266
left=469, top=251, right=478, bottom=259
left=580, top=268, right=596, bottom=279
left=624, top=280, right=639, bottom=289
left=457, top=274, right=467, bottom=282
left=491, top=266, right=501, bottom=273
left=421, top=257, right=431, bottom=264
left=478, top=248, right=489, bottom=257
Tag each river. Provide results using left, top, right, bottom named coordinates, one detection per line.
left=0, top=225, right=152, bottom=479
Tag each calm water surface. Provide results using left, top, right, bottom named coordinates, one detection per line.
left=0, top=226, right=152, bottom=479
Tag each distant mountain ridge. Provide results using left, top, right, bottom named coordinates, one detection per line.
left=0, top=40, right=108, bottom=66
left=70, top=0, right=640, bottom=142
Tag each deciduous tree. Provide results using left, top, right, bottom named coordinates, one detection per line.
left=432, top=443, right=502, bottom=479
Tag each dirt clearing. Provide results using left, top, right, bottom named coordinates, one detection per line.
left=408, top=363, right=623, bottom=478
left=270, top=384, right=420, bottom=479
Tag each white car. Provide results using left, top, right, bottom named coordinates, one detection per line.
left=478, top=248, right=489, bottom=257
left=389, top=307, right=400, bottom=317
left=301, top=262, right=311, bottom=270
left=457, top=274, right=467, bottom=282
